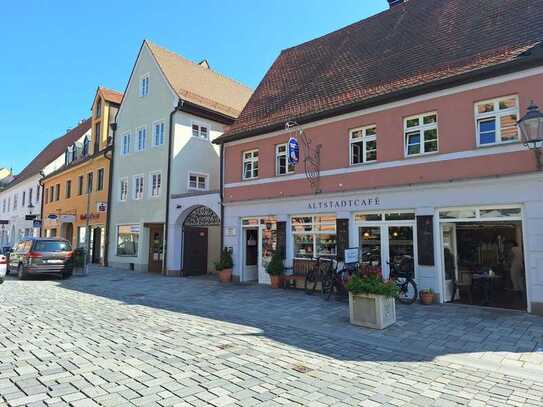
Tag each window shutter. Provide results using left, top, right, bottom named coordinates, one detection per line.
left=276, top=221, right=286, bottom=260
left=417, top=215, right=435, bottom=266
left=336, top=219, right=349, bottom=261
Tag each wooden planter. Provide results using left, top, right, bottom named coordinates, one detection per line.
left=270, top=275, right=282, bottom=288
left=348, top=292, right=396, bottom=330
left=219, top=268, right=232, bottom=283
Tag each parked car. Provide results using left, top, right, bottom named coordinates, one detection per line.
left=8, top=238, right=73, bottom=280
left=0, top=254, right=6, bottom=283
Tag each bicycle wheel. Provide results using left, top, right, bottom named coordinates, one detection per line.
left=396, top=278, right=418, bottom=304
left=322, top=273, right=334, bottom=300
left=304, top=268, right=319, bottom=295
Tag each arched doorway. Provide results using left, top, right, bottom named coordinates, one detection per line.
left=181, top=206, right=220, bottom=276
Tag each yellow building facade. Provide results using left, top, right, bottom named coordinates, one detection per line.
left=41, top=87, right=122, bottom=264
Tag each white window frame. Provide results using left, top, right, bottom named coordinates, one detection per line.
left=188, top=172, right=209, bottom=191
left=133, top=174, right=144, bottom=200
left=139, top=73, right=150, bottom=97
left=149, top=171, right=162, bottom=198
left=119, top=177, right=128, bottom=202
left=275, top=144, right=295, bottom=176
left=152, top=120, right=165, bottom=147
left=404, top=112, right=439, bottom=157
left=349, top=125, right=377, bottom=165
left=242, top=149, right=259, bottom=180
left=136, top=126, right=147, bottom=152
left=191, top=121, right=210, bottom=140
left=474, top=95, right=519, bottom=147
left=121, top=133, right=131, bottom=155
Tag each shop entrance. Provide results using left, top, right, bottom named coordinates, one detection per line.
left=356, top=212, right=417, bottom=279
left=147, top=224, right=164, bottom=274
left=241, top=218, right=277, bottom=284
left=440, top=206, right=526, bottom=310
left=91, top=227, right=103, bottom=264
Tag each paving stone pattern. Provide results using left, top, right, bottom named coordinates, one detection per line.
left=0, top=267, right=542, bottom=406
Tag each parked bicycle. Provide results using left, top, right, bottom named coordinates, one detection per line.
left=304, top=257, right=332, bottom=295
left=388, top=256, right=418, bottom=304
left=321, top=260, right=358, bottom=301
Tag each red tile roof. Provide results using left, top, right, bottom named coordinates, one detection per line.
left=219, top=0, right=543, bottom=142
left=99, top=87, right=123, bottom=105
left=6, top=118, right=92, bottom=189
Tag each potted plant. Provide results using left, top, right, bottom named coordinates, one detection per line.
left=216, top=247, right=233, bottom=283
left=346, top=271, right=399, bottom=329
left=266, top=251, right=284, bottom=288
left=419, top=288, right=435, bottom=305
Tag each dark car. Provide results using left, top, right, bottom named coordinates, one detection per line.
left=8, top=238, right=73, bottom=279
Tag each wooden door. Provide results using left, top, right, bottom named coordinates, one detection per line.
left=92, top=227, right=102, bottom=264
left=148, top=225, right=164, bottom=274
left=183, top=227, right=208, bottom=276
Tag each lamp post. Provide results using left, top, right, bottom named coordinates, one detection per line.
left=27, top=202, right=35, bottom=237
left=517, top=101, right=543, bottom=170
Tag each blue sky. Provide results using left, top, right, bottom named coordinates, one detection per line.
left=1, top=0, right=388, bottom=173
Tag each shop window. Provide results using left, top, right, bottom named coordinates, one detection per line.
left=292, top=215, right=337, bottom=258
left=275, top=144, right=295, bottom=175
left=404, top=112, right=438, bottom=156
left=117, top=225, right=140, bottom=256
left=243, top=150, right=259, bottom=180
left=350, top=126, right=377, bottom=165
left=439, top=206, right=522, bottom=221
left=475, top=96, right=519, bottom=146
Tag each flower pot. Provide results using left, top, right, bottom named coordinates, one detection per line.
left=420, top=292, right=434, bottom=305
left=219, top=268, right=232, bottom=283
left=270, top=275, right=282, bottom=288
left=348, top=292, right=396, bottom=330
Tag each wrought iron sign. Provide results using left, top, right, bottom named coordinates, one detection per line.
left=184, top=206, right=221, bottom=227
left=286, top=121, right=322, bottom=195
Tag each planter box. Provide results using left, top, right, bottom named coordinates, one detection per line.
left=349, top=292, right=396, bottom=330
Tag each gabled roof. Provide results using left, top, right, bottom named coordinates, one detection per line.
left=145, top=40, right=252, bottom=119
left=5, top=118, right=92, bottom=189
left=218, top=0, right=543, bottom=143
left=98, top=87, right=123, bottom=105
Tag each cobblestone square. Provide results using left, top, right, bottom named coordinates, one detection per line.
left=1, top=267, right=543, bottom=406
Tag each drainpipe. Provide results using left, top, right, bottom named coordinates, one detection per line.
left=38, top=171, right=45, bottom=238
left=104, top=124, right=116, bottom=267
left=219, top=142, right=224, bottom=251
left=163, top=99, right=182, bottom=276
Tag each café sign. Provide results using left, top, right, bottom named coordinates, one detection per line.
left=307, top=196, right=381, bottom=210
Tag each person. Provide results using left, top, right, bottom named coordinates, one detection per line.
left=510, top=242, right=524, bottom=292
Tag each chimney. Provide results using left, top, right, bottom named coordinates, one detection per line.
left=388, top=0, right=405, bottom=7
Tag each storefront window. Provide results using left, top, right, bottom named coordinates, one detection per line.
left=354, top=213, right=382, bottom=222
left=292, top=215, right=336, bottom=258
left=117, top=225, right=140, bottom=256
left=479, top=208, right=521, bottom=218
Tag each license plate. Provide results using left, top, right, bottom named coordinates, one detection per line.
left=46, top=260, right=63, bottom=264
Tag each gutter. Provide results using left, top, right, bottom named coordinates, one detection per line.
left=163, top=99, right=183, bottom=276
left=214, top=54, right=543, bottom=145
left=104, top=129, right=115, bottom=267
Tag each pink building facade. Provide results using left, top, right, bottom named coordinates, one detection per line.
left=221, top=67, right=543, bottom=313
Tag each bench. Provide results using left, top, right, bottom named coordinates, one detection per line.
left=282, top=258, right=318, bottom=288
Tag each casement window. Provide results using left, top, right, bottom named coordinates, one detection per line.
left=133, top=175, right=144, bottom=200
left=82, top=136, right=90, bottom=156
left=117, top=225, right=139, bottom=257
left=153, top=121, right=165, bottom=146
left=97, top=168, right=104, bottom=191
left=95, top=123, right=101, bottom=149
left=242, top=150, right=259, bottom=180
left=137, top=127, right=146, bottom=151
left=139, top=74, right=150, bottom=97
left=350, top=126, right=377, bottom=165
left=121, top=133, right=130, bottom=155
left=404, top=112, right=438, bottom=156
left=13, top=193, right=17, bottom=210
left=150, top=171, right=162, bottom=197
left=87, top=173, right=93, bottom=194
left=188, top=173, right=208, bottom=191
left=275, top=144, right=295, bottom=176
left=192, top=122, right=209, bottom=139
left=475, top=96, right=519, bottom=146
left=95, top=98, right=102, bottom=118
left=78, top=176, right=84, bottom=196
left=119, top=178, right=128, bottom=202
left=65, top=180, right=71, bottom=199
left=55, top=184, right=60, bottom=201
left=22, top=191, right=26, bottom=207
left=49, top=186, right=54, bottom=203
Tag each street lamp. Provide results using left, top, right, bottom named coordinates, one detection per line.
left=518, top=101, right=543, bottom=170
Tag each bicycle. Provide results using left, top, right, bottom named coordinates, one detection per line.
left=388, top=256, right=418, bottom=304
left=322, top=260, right=358, bottom=301
left=304, top=257, right=332, bottom=295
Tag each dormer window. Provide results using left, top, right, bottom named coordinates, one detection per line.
left=65, top=146, right=75, bottom=165
left=71, top=144, right=77, bottom=161
left=82, top=136, right=90, bottom=156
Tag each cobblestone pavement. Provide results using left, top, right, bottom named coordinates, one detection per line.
left=1, top=268, right=543, bottom=406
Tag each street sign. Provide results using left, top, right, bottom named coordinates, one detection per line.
left=60, top=214, right=76, bottom=223
left=47, top=214, right=58, bottom=220
left=288, top=137, right=299, bottom=165
left=97, top=202, right=107, bottom=212
left=32, top=220, right=42, bottom=228
left=25, top=215, right=37, bottom=221
left=0, top=220, right=8, bottom=225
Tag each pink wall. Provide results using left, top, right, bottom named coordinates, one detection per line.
left=224, top=72, right=543, bottom=203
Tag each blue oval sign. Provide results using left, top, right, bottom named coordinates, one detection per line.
left=288, top=137, right=299, bottom=165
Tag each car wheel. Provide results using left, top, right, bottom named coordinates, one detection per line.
left=17, top=264, right=26, bottom=280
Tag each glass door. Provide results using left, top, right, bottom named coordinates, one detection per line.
left=359, top=227, right=382, bottom=274
left=386, top=225, right=414, bottom=279
left=441, top=223, right=458, bottom=302
left=258, top=221, right=277, bottom=284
